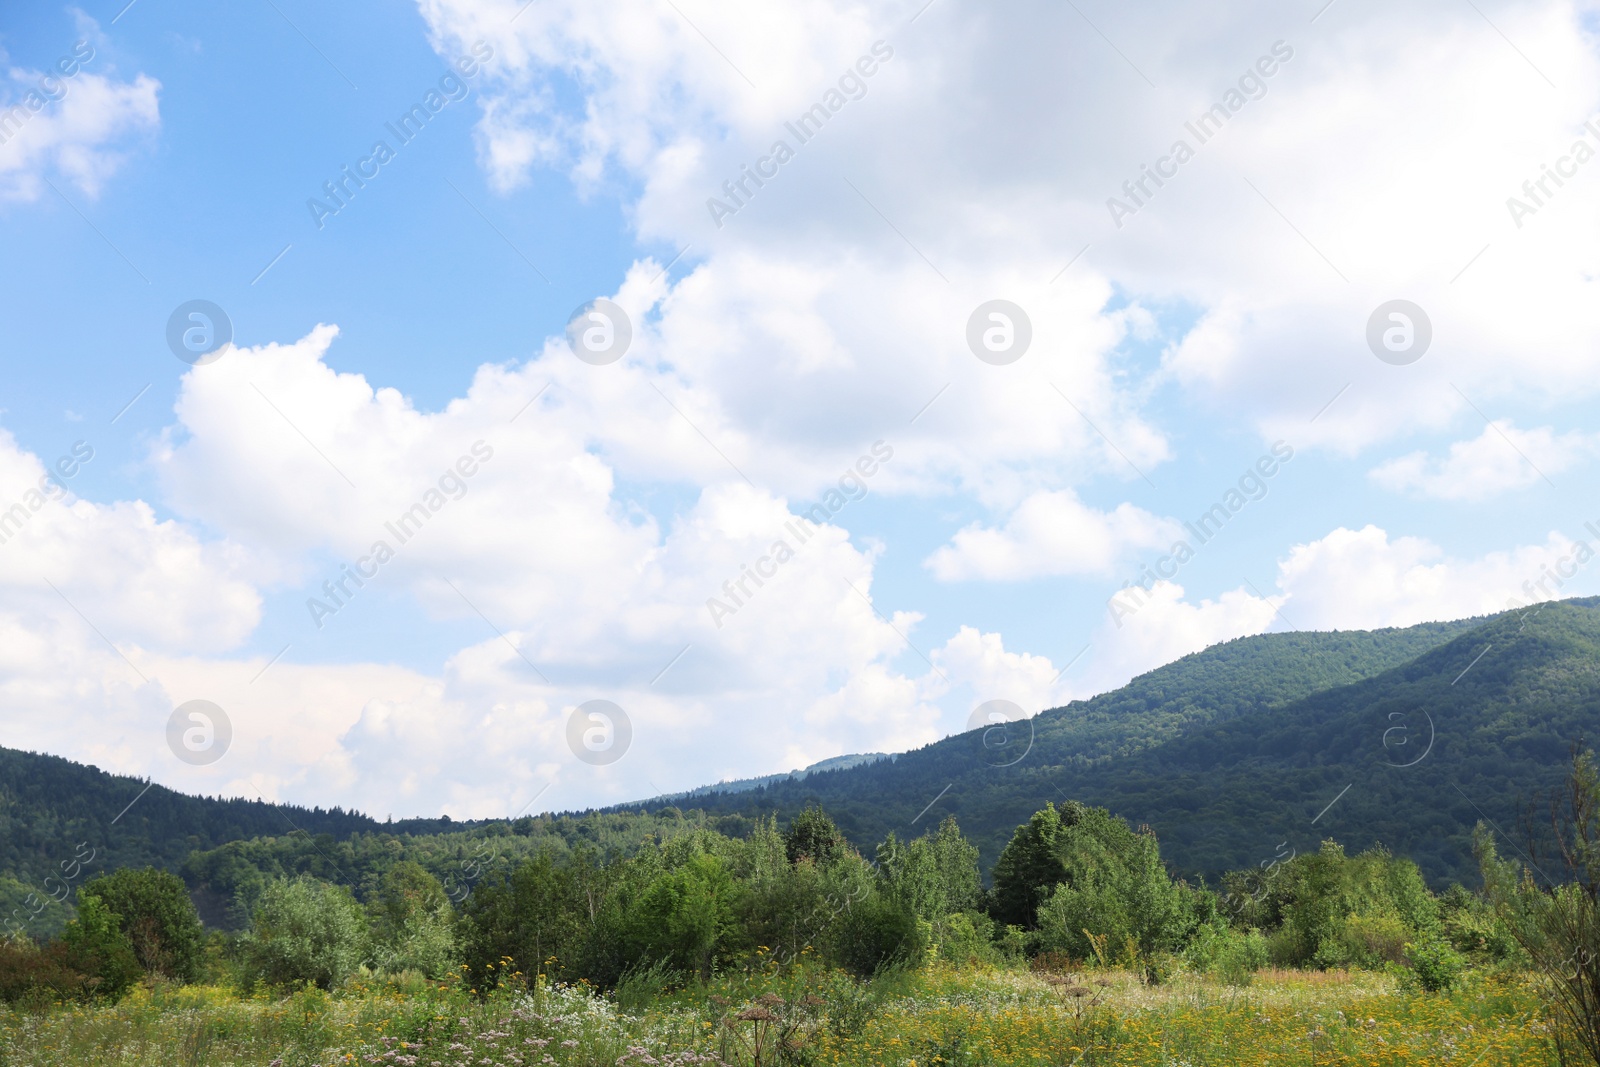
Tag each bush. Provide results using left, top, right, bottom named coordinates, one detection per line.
left=829, top=890, right=927, bottom=977
left=0, top=937, right=91, bottom=1005
left=367, top=862, right=456, bottom=978
left=60, top=894, right=142, bottom=999
left=80, top=867, right=205, bottom=983
left=626, top=852, right=742, bottom=982
left=1184, top=923, right=1267, bottom=985
left=1334, top=913, right=1410, bottom=968
left=784, top=807, right=846, bottom=868
left=936, top=911, right=997, bottom=966
left=1406, top=934, right=1466, bottom=993
left=1032, top=810, right=1187, bottom=964
left=245, top=875, right=368, bottom=990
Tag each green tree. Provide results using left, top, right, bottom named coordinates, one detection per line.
left=827, top=853, right=926, bottom=977
left=1479, top=749, right=1600, bottom=1065
left=877, top=817, right=982, bottom=924
left=784, top=806, right=845, bottom=867
left=457, top=847, right=609, bottom=989
left=246, top=875, right=367, bottom=989
left=990, top=802, right=1076, bottom=929
left=60, top=893, right=141, bottom=999
left=80, top=867, right=204, bottom=982
left=1034, top=808, right=1187, bottom=965
left=368, top=861, right=455, bottom=977
left=626, top=852, right=741, bottom=981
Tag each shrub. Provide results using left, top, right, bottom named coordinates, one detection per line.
left=1406, top=934, right=1466, bottom=993
left=60, top=894, right=143, bottom=999
left=0, top=937, right=91, bottom=1004
left=245, top=875, right=368, bottom=990
left=784, top=807, right=846, bottom=868
left=1032, top=810, right=1187, bottom=964
left=829, top=889, right=926, bottom=977
left=626, top=852, right=741, bottom=982
left=936, top=911, right=997, bottom=965
left=1184, top=923, right=1267, bottom=985
left=1335, top=913, right=1410, bottom=968
left=368, top=862, right=456, bottom=978
left=80, top=867, right=205, bottom=983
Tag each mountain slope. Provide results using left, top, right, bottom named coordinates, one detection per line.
left=2, top=601, right=1579, bottom=929
left=628, top=606, right=1597, bottom=885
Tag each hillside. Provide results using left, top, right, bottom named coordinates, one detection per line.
left=0, top=747, right=746, bottom=932
left=649, top=752, right=894, bottom=800
left=633, top=602, right=1597, bottom=886
left=5, top=600, right=1590, bottom=927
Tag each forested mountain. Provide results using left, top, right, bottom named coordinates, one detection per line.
left=4, top=599, right=1594, bottom=929
left=0, top=746, right=763, bottom=932
left=636, top=602, right=1597, bottom=886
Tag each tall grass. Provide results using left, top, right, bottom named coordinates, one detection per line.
left=0, top=961, right=1562, bottom=1067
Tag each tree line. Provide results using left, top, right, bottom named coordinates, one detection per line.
left=12, top=753, right=1600, bottom=1066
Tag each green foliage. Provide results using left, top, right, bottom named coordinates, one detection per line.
left=784, top=807, right=845, bottom=868
left=626, top=851, right=741, bottom=981
left=1032, top=807, right=1188, bottom=966
left=245, top=875, right=368, bottom=990
left=828, top=882, right=926, bottom=977
left=1438, top=882, right=1520, bottom=960
left=1406, top=933, right=1466, bottom=992
left=1249, top=840, right=1443, bottom=970
left=876, top=817, right=982, bottom=923
left=989, top=802, right=1072, bottom=929
left=1183, top=923, right=1268, bottom=985
left=934, top=910, right=998, bottom=965
left=80, top=867, right=204, bottom=982
left=367, top=861, right=455, bottom=978
left=1479, top=748, right=1600, bottom=1065
left=60, top=893, right=141, bottom=999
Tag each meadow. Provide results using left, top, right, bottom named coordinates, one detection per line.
left=0, top=960, right=1557, bottom=1067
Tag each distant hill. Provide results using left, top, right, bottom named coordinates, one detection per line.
left=652, top=752, right=893, bottom=800
left=0, top=746, right=750, bottom=932
left=618, top=603, right=1598, bottom=886
left=0, top=748, right=469, bottom=932
left=5, top=599, right=1595, bottom=929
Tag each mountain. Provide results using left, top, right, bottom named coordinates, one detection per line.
left=652, top=752, right=894, bottom=800
left=3, top=599, right=1593, bottom=928
left=616, top=604, right=1600, bottom=886
left=0, top=747, right=752, bottom=933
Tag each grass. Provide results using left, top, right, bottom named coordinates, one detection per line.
left=0, top=961, right=1562, bottom=1067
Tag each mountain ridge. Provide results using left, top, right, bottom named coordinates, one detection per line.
left=3, top=600, right=1589, bottom=925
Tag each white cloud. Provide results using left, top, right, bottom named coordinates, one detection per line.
left=1272, top=524, right=1592, bottom=628
left=0, top=54, right=160, bottom=201
left=413, top=0, right=1600, bottom=465
left=931, top=625, right=1070, bottom=713
left=138, top=327, right=964, bottom=813
left=925, top=490, right=1180, bottom=581
left=1370, top=421, right=1598, bottom=501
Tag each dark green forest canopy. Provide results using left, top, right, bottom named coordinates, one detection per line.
left=4, top=598, right=1598, bottom=926
left=611, top=602, right=1600, bottom=885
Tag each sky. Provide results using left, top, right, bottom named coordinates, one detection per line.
left=2, top=0, right=1599, bottom=819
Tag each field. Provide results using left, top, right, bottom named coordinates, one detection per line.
left=0, top=962, right=1557, bottom=1067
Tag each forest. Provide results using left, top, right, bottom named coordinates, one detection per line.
left=5, top=767, right=1600, bottom=1065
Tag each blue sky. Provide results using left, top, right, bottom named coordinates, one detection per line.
left=2, top=0, right=1599, bottom=817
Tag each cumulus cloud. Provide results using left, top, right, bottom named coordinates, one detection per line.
left=418, top=0, right=1600, bottom=460
left=925, top=490, right=1180, bottom=581
left=141, top=326, right=963, bottom=813
left=1370, top=421, right=1598, bottom=501
left=0, top=45, right=160, bottom=201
